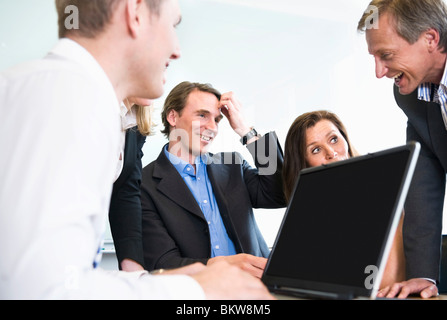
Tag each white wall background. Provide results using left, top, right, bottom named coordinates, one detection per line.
left=1, top=0, right=445, bottom=267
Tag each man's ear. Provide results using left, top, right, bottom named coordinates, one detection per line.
left=125, top=0, right=145, bottom=38
left=167, top=109, right=177, bottom=127
left=425, top=28, right=441, bottom=53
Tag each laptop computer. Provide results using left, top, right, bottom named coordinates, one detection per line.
left=262, top=142, right=420, bottom=300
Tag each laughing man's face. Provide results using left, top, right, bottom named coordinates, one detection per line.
left=366, top=13, right=439, bottom=95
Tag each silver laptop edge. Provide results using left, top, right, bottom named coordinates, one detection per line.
left=370, top=141, right=420, bottom=299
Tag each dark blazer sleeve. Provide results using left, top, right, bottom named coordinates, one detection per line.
left=394, top=86, right=445, bottom=282
left=208, top=132, right=286, bottom=257
left=403, top=122, right=444, bottom=282
left=244, top=131, right=286, bottom=208
left=109, top=128, right=147, bottom=268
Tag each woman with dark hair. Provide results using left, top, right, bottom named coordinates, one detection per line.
left=283, top=110, right=358, bottom=202
left=283, top=110, right=405, bottom=289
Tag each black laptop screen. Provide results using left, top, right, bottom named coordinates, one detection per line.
left=263, top=147, right=413, bottom=296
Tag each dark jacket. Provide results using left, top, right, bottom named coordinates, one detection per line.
left=394, top=85, right=446, bottom=282
left=109, top=127, right=147, bottom=268
left=141, top=132, right=286, bottom=271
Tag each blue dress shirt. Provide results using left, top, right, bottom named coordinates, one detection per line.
left=164, top=146, right=237, bottom=257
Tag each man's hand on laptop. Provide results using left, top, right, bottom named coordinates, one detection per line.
left=208, top=253, right=267, bottom=279
left=377, top=278, right=438, bottom=299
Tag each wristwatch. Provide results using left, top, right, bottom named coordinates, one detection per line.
left=149, top=269, right=165, bottom=275
left=240, top=127, right=259, bottom=145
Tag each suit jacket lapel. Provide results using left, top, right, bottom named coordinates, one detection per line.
left=427, top=100, right=447, bottom=169
left=207, top=162, right=229, bottom=213
left=153, top=148, right=205, bottom=220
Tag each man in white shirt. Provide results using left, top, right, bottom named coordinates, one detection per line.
left=0, top=0, right=273, bottom=299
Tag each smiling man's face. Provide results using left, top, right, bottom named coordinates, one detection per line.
left=167, top=89, right=223, bottom=163
left=366, top=13, right=439, bottom=95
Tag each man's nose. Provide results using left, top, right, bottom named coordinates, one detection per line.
left=206, top=119, right=218, bottom=133
left=375, top=57, right=388, bottom=79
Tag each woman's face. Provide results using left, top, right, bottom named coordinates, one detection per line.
left=305, top=119, right=350, bottom=167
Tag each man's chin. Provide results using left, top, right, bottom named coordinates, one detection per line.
left=398, top=88, right=413, bottom=95
left=191, top=148, right=209, bottom=158
left=396, top=83, right=417, bottom=96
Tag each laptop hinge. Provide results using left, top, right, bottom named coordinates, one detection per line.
left=273, top=286, right=354, bottom=300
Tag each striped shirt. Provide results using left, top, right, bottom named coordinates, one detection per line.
left=417, top=63, right=447, bottom=130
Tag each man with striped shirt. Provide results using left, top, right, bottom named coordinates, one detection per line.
left=358, top=0, right=447, bottom=299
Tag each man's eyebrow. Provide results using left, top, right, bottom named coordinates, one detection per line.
left=370, top=46, right=394, bottom=56
left=196, top=109, right=223, bottom=121
left=196, top=109, right=210, bottom=115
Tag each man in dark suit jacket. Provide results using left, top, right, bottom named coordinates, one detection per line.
left=358, top=0, right=447, bottom=298
left=141, top=81, right=286, bottom=278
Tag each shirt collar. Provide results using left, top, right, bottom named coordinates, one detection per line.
left=164, top=145, right=209, bottom=177
left=440, top=65, right=447, bottom=92
left=418, top=61, right=447, bottom=102
left=120, top=102, right=138, bottom=131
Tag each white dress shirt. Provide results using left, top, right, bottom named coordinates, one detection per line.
left=0, top=39, right=205, bottom=299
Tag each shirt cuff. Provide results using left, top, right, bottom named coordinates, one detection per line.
left=139, top=273, right=206, bottom=300
left=420, top=277, right=437, bottom=285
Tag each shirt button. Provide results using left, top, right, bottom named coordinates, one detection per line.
left=203, top=200, right=208, bottom=204
left=215, top=245, right=220, bottom=250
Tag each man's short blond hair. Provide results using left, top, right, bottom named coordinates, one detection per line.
left=55, top=0, right=162, bottom=38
